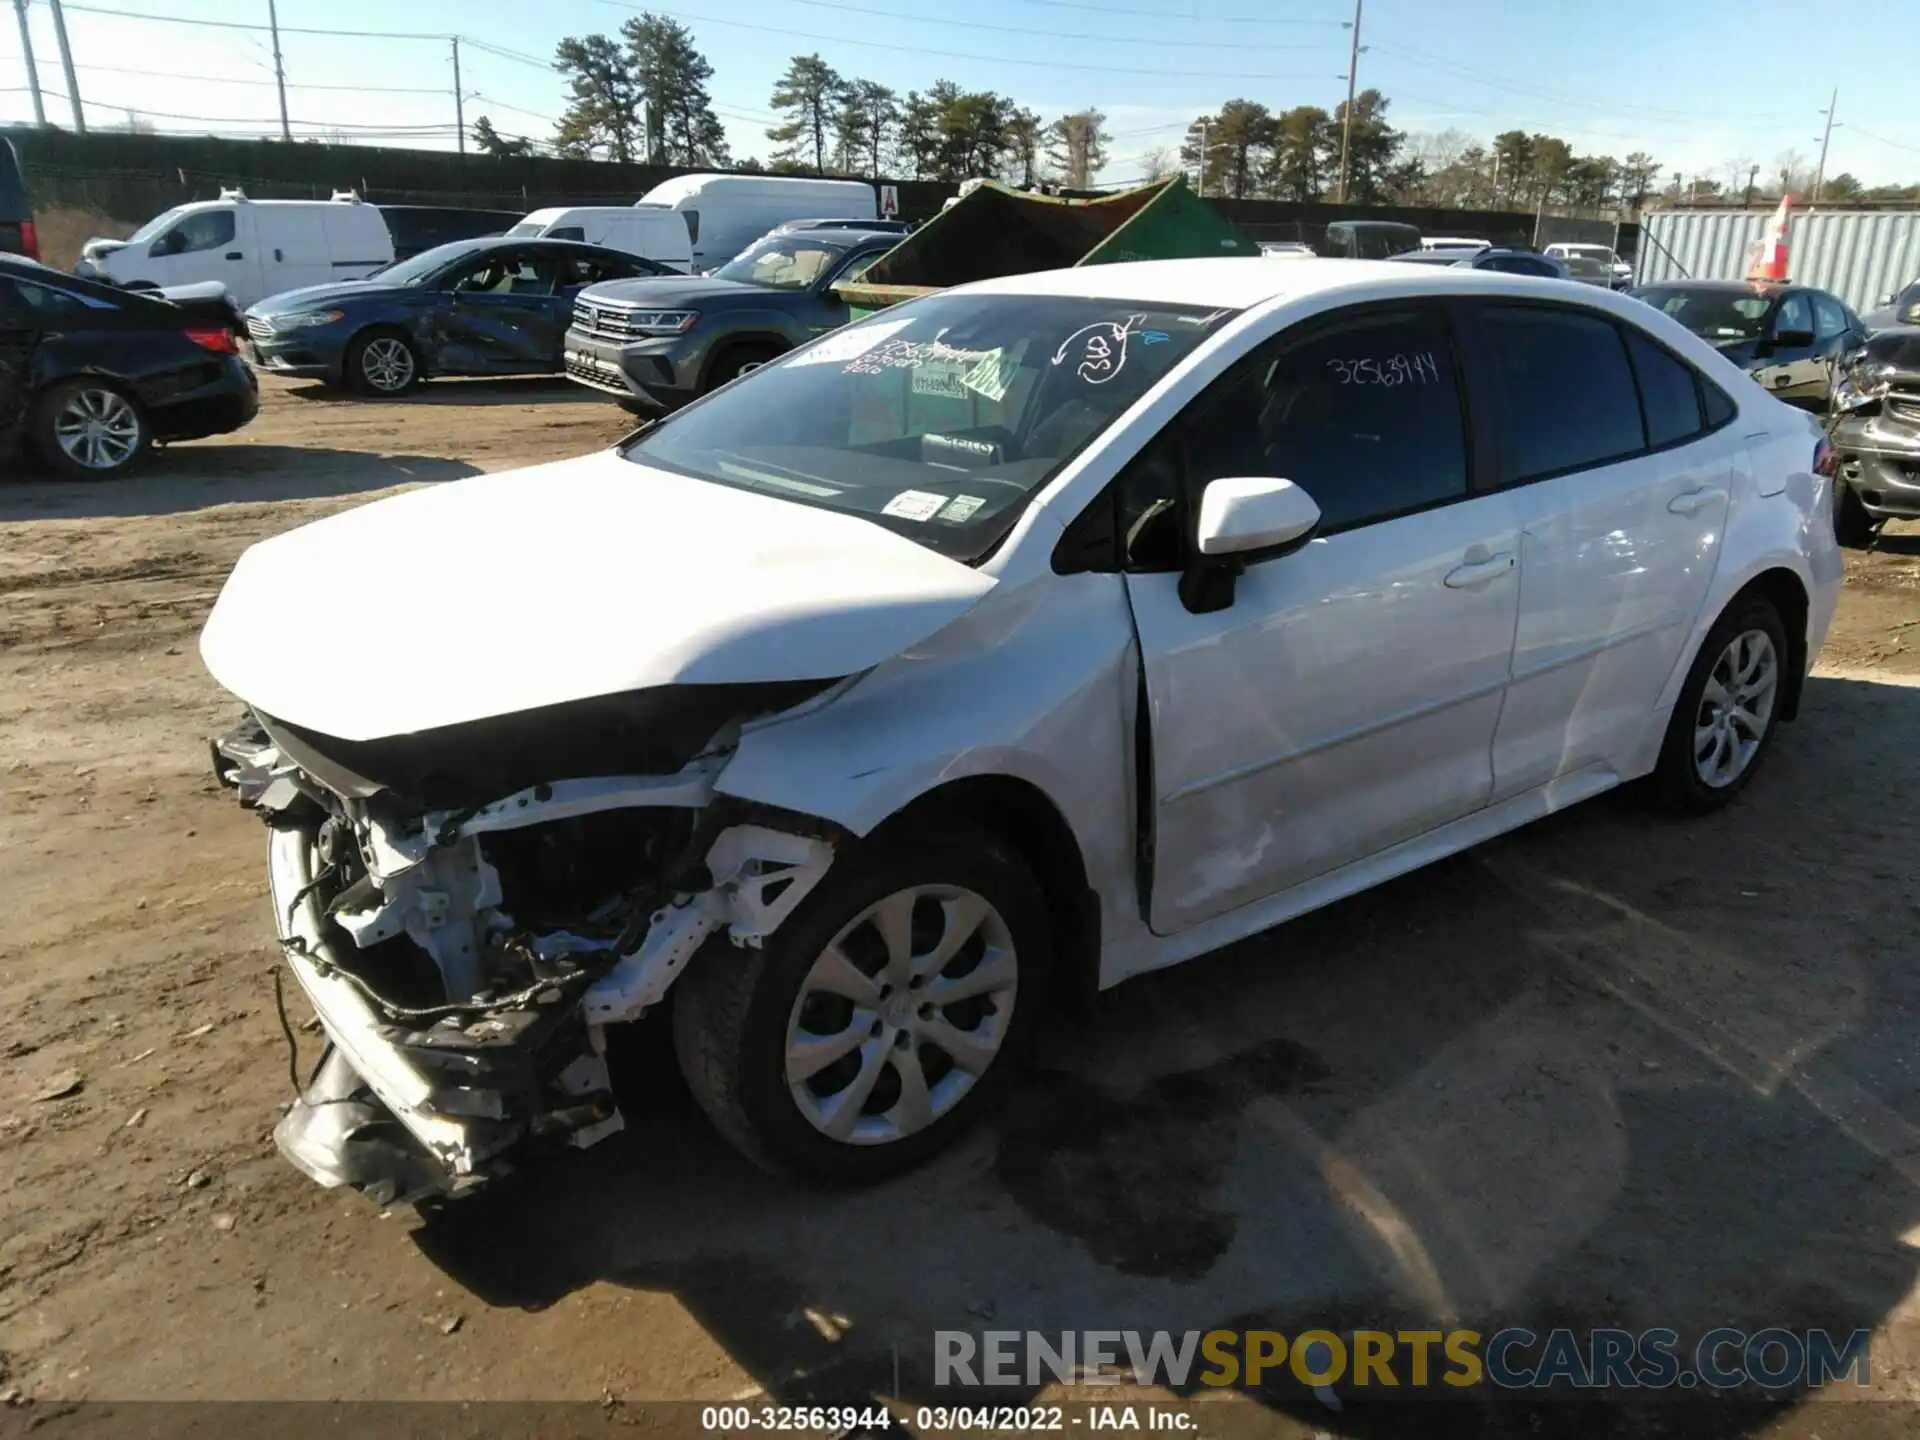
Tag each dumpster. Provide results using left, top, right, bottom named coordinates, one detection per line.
left=834, top=175, right=1259, bottom=319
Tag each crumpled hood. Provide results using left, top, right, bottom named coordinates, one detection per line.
left=199, top=449, right=997, bottom=742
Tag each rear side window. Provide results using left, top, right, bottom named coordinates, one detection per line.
left=1622, top=330, right=1704, bottom=448
left=1188, top=306, right=1469, bottom=532
left=1702, top=378, right=1738, bottom=428
left=1480, top=305, right=1643, bottom=481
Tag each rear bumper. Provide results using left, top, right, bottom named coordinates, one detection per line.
left=150, top=358, right=260, bottom=442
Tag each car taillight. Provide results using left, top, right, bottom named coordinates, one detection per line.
left=18, top=219, right=37, bottom=261
left=1813, top=435, right=1838, bottom=478
left=187, top=326, right=238, bottom=355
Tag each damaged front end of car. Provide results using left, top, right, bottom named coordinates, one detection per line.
left=209, top=689, right=841, bottom=1206
left=1831, top=329, right=1920, bottom=521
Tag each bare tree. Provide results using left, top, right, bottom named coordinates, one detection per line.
left=1044, top=110, right=1109, bottom=189
left=1140, top=146, right=1178, bottom=183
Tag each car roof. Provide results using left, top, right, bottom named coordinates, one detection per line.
left=956, top=256, right=1651, bottom=311
left=1635, top=278, right=1793, bottom=294
left=770, top=226, right=898, bottom=245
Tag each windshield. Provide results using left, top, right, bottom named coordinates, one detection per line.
left=1893, top=283, right=1920, bottom=324
left=363, top=239, right=489, bottom=285
left=126, top=206, right=188, bottom=246
left=505, top=222, right=544, bottom=237
left=623, top=293, right=1239, bottom=562
left=1635, top=285, right=1772, bottom=342
left=713, top=234, right=854, bottom=290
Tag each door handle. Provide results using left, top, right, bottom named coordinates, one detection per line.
left=1668, top=486, right=1723, bottom=516
left=225, top=251, right=243, bottom=260
left=1443, top=551, right=1515, bottom=589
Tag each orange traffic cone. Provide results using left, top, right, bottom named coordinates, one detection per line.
left=1746, top=193, right=1791, bottom=283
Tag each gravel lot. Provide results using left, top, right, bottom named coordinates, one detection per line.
left=3, top=375, right=1920, bottom=1437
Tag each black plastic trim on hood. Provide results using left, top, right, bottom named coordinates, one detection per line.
left=255, top=679, right=840, bottom=812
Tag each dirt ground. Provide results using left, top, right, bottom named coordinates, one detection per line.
left=4, top=375, right=1920, bottom=1437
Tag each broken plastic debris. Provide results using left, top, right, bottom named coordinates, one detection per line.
left=31, top=1071, right=82, bottom=1102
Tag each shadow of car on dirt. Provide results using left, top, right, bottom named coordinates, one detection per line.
left=0, top=445, right=481, bottom=521
left=413, top=672, right=1920, bottom=1439
left=279, top=375, right=615, bottom=408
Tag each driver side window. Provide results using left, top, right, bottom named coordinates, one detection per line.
left=1773, top=292, right=1812, bottom=338
left=152, top=210, right=235, bottom=257
left=454, top=253, right=555, bottom=296
left=1106, top=306, right=1469, bottom=570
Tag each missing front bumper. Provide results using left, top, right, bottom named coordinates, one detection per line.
left=232, top=721, right=837, bottom=1203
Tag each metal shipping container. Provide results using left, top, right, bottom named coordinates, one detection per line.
left=1638, top=208, right=1920, bottom=314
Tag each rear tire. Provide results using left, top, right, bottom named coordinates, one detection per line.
left=672, top=815, right=1050, bottom=1182
left=346, top=328, right=422, bottom=397
left=1832, top=477, right=1877, bottom=548
left=1647, top=594, right=1790, bottom=814
left=33, top=379, right=149, bottom=479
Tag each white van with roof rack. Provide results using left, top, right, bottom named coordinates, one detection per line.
left=633, top=173, right=877, bottom=271
left=73, top=188, right=393, bottom=309
left=506, top=206, right=694, bottom=272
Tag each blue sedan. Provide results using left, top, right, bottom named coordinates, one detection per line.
left=242, top=237, right=674, bottom=396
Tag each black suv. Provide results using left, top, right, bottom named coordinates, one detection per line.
left=562, top=224, right=901, bottom=412
left=0, top=137, right=37, bottom=262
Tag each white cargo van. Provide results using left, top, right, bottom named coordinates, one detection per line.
left=505, top=206, right=693, bottom=272
left=74, top=189, right=393, bottom=309
left=633, top=174, right=877, bottom=271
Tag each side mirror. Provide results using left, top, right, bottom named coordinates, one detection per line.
left=1773, top=328, right=1815, bottom=349
left=1879, top=292, right=1895, bottom=306
left=1179, top=476, right=1321, bottom=615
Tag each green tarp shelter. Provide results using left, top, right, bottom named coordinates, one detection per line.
left=834, top=175, right=1258, bottom=319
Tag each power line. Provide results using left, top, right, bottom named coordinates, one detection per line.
left=1848, top=124, right=1920, bottom=156
left=1368, top=37, right=1796, bottom=126
left=588, top=0, right=1332, bottom=80
left=59, top=2, right=448, bottom=40
left=995, top=0, right=1347, bottom=24
left=752, top=0, right=1338, bottom=50
left=0, top=53, right=449, bottom=92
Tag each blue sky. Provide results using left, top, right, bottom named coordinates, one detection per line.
left=5, top=0, right=1915, bottom=189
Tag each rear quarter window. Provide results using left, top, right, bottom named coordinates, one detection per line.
left=1622, top=329, right=1706, bottom=448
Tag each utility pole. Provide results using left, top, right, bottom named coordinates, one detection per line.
left=1335, top=0, right=1363, bottom=203
left=1812, top=86, right=1838, bottom=205
left=46, top=0, right=81, bottom=131
left=12, top=0, right=44, bottom=127
left=1186, top=118, right=1208, bottom=196
left=451, top=37, right=464, bottom=154
left=1743, top=163, right=1758, bottom=208
left=265, top=0, right=291, bottom=140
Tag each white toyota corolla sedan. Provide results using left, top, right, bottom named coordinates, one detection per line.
left=200, top=258, right=1842, bottom=1202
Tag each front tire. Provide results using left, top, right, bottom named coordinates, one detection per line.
left=1647, top=595, right=1789, bottom=813
left=346, top=328, right=421, bottom=397
left=673, top=816, right=1050, bottom=1181
left=34, top=379, right=149, bottom=479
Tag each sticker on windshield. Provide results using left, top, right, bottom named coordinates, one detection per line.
left=786, top=316, right=914, bottom=367
left=937, top=494, right=986, bottom=523
left=881, top=489, right=947, bottom=521
left=845, top=327, right=993, bottom=377
left=960, top=347, right=1014, bottom=403
left=1052, top=313, right=1146, bottom=385
left=912, top=361, right=969, bottom=399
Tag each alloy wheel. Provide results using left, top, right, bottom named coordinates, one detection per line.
left=360, top=337, right=416, bottom=392
left=783, top=885, right=1018, bottom=1146
left=54, top=387, right=141, bottom=472
left=1694, top=628, right=1779, bottom=789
